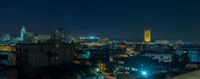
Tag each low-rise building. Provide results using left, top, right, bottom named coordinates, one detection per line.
left=188, top=50, right=200, bottom=63
left=140, top=51, right=177, bottom=63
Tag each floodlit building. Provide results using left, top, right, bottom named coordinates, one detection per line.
left=144, top=29, right=151, bottom=43
left=19, top=26, right=26, bottom=41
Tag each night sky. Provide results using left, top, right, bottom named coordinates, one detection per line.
left=0, top=0, right=200, bottom=41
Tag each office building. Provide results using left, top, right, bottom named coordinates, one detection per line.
left=144, top=29, right=151, bottom=43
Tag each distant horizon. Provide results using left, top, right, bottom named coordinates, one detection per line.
left=1, top=26, right=200, bottom=42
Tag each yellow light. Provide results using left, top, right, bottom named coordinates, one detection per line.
left=144, top=29, right=151, bottom=43
left=0, top=46, right=16, bottom=52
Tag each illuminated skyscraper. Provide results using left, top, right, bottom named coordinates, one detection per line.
left=144, top=29, right=151, bottom=43
left=20, top=26, right=26, bottom=41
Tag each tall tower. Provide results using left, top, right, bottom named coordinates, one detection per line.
left=144, top=29, right=151, bottom=43
left=20, top=26, right=26, bottom=41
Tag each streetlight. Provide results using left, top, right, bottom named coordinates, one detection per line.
left=96, top=68, right=100, bottom=72
left=142, top=71, right=147, bottom=76
left=141, top=71, right=148, bottom=79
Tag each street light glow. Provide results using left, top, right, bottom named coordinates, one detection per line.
left=142, top=71, right=147, bottom=76
left=96, top=68, right=100, bottom=72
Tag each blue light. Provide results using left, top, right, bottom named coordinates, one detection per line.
left=89, top=36, right=96, bottom=39
left=132, top=68, right=138, bottom=71
left=142, top=71, right=147, bottom=76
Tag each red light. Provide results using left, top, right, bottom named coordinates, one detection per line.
left=120, top=45, right=126, bottom=49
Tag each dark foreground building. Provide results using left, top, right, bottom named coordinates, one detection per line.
left=16, top=40, right=76, bottom=79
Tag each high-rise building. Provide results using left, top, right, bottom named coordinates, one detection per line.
left=144, top=29, right=151, bottom=43
left=20, top=26, right=26, bottom=41
left=53, top=28, right=65, bottom=42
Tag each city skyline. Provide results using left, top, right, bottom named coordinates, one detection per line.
left=0, top=0, right=200, bottom=41
left=1, top=1, right=200, bottom=79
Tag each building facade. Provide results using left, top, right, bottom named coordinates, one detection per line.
left=53, top=28, right=65, bottom=42
left=16, top=40, right=75, bottom=68
left=144, top=29, right=151, bottom=43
